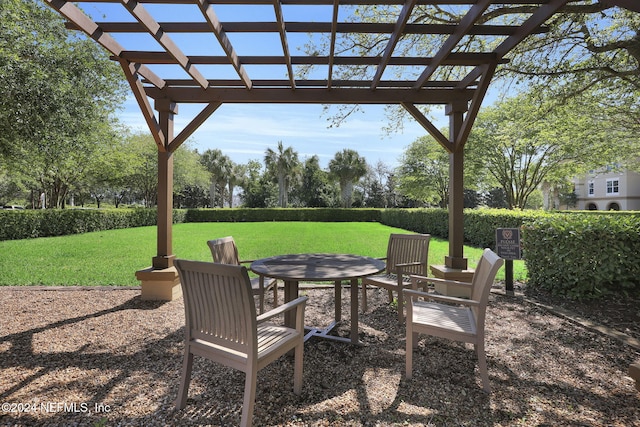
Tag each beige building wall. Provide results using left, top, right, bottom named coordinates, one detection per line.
left=575, top=169, right=640, bottom=211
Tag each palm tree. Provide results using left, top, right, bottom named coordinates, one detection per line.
left=227, top=163, right=246, bottom=208
left=328, top=149, right=367, bottom=208
left=264, top=141, right=300, bottom=207
left=201, top=149, right=231, bottom=207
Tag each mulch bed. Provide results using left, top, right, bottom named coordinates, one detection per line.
left=0, top=284, right=638, bottom=426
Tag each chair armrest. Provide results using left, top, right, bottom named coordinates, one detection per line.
left=396, top=261, right=422, bottom=268
left=257, top=296, right=308, bottom=323
left=403, top=289, right=480, bottom=307
left=410, top=274, right=473, bottom=289
left=395, top=262, right=425, bottom=281
left=239, top=259, right=255, bottom=265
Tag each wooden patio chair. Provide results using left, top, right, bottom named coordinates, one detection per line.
left=174, top=259, right=307, bottom=427
left=361, top=233, right=431, bottom=323
left=207, top=236, right=278, bottom=313
left=404, top=248, right=504, bottom=392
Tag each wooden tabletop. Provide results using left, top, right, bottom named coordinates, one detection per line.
left=250, top=253, right=385, bottom=282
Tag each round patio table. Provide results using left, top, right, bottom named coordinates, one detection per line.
left=251, top=253, right=385, bottom=344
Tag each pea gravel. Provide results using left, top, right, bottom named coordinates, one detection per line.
left=0, top=284, right=638, bottom=427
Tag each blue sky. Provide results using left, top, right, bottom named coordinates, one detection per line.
left=120, top=97, right=440, bottom=169
left=81, top=2, right=495, bottom=169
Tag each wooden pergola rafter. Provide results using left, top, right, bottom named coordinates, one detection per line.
left=44, top=0, right=639, bottom=299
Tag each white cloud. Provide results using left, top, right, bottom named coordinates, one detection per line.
left=119, top=99, right=427, bottom=168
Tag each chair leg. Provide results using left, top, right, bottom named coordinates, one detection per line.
left=176, top=351, right=194, bottom=409
left=272, top=281, right=278, bottom=307
left=476, top=341, right=491, bottom=393
left=396, top=289, right=404, bottom=323
left=405, top=325, right=413, bottom=379
left=241, top=371, right=257, bottom=427
left=293, top=341, right=303, bottom=395
left=387, top=289, right=393, bottom=304
left=361, top=282, right=368, bottom=312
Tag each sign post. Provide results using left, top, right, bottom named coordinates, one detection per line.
left=495, top=228, right=521, bottom=296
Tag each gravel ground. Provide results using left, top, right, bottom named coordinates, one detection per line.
left=0, top=284, right=638, bottom=427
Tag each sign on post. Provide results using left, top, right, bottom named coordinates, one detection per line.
left=495, top=228, right=521, bottom=296
left=495, top=228, right=521, bottom=260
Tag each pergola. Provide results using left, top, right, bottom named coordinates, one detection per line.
left=45, top=0, right=638, bottom=299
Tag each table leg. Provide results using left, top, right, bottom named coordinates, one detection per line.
left=350, top=278, right=359, bottom=344
left=284, top=279, right=299, bottom=328
left=334, top=280, right=342, bottom=322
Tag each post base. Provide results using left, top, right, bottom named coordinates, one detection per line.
left=430, top=264, right=475, bottom=298
left=136, top=266, right=182, bottom=301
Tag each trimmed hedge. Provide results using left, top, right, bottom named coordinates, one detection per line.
left=0, top=208, right=379, bottom=241
left=463, top=209, right=550, bottom=248
left=0, top=208, right=159, bottom=240
left=184, top=208, right=381, bottom=223
left=522, top=213, right=640, bottom=299
left=380, top=208, right=549, bottom=249
left=380, top=208, right=448, bottom=238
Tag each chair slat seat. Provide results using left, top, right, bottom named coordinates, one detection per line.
left=412, top=301, right=477, bottom=337
left=257, top=324, right=300, bottom=356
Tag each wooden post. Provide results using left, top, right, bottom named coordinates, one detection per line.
left=429, top=101, right=474, bottom=296
left=153, top=99, right=177, bottom=270
left=445, top=101, right=468, bottom=271
left=136, top=99, right=182, bottom=301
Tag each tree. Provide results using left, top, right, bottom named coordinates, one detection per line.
left=201, top=149, right=231, bottom=208
left=361, top=161, right=394, bottom=208
left=301, top=2, right=640, bottom=138
left=396, top=136, right=450, bottom=207
left=125, top=133, right=159, bottom=207
left=264, top=141, right=301, bottom=208
left=503, top=5, right=640, bottom=96
left=0, top=0, right=126, bottom=207
left=294, top=155, right=336, bottom=207
left=240, top=160, right=277, bottom=208
left=328, top=149, right=367, bottom=208
left=226, top=162, right=246, bottom=208
left=174, top=144, right=210, bottom=207
left=467, top=90, right=612, bottom=209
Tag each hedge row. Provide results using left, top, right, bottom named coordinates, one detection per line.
left=184, top=208, right=381, bottom=223
left=0, top=208, right=380, bottom=241
left=522, top=214, right=640, bottom=299
left=380, top=207, right=549, bottom=248
left=0, top=208, right=160, bottom=240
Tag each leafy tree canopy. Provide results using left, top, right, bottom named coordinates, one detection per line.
left=0, top=0, right=127, bottom=206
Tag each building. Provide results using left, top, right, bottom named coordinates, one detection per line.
left=574, top=167, right=640, bottom=211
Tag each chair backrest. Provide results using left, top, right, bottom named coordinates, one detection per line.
left=386, top=233, right=431, bottom=276
left=469, top=249, right=504, bottom=324
left=175, top=259, right=257, bottom=355
left=207, top=236, right=241, bottom=265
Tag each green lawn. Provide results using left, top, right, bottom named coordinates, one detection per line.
left=0, top=222, right=526, bottom=286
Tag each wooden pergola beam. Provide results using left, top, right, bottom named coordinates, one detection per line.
left=70, top=21, right=547, bottom=36
left=371, top=0, right=418, bottom=89
left=414, top=0, right=492, bottom=88
left=117, top=52, right=505, bottom=66
left=120, top=0, right=209, bottom=89
left=196, top=0, right=253, bottom=89
left=143, top=87, right=475, bottom=104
